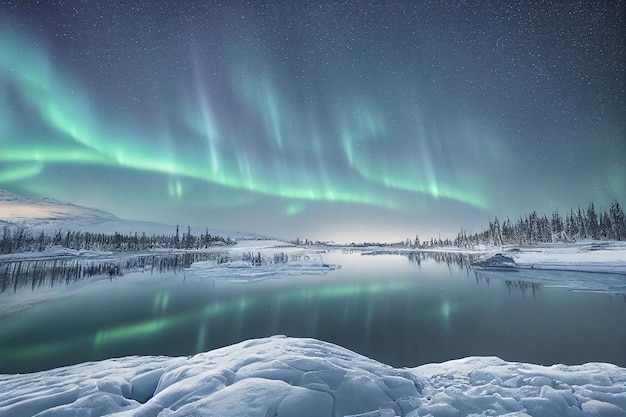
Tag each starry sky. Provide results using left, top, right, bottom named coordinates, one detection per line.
left=1, top=1, right=624, bottom=242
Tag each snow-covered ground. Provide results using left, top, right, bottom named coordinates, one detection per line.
left=472, top=242, right=626, bottom=294
left=3, top=189, right=626, bottom=415
left=187, top=241, right=340, bottom=283
left=347, top=241, right=626, bottom=294
left=508, top=241, right=626, bottom=273
left=0, top=336, right=624, bottom=417
left=187, top=258, right=341, bottom=283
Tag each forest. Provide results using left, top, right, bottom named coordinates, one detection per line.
left=1, top=201, right=625, bottom=254
left=0, top=225, right=233, bottom=254
left=430, top=201, right=626, bottom=249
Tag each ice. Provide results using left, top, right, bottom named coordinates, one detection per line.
left=510, top=241, right=626, bottom=273
left=2, top=189, right=626, bottom=414
left=415, top=356, right=626, bottom=417
left=472, top=242, right=626, bottom=294
left=184, top=240, right=340, bottom=282
left=187, top=258, right=340, bottom=282
left=582, top=400, right=626, bottom=417
left=1, top=336, right=625, bottom=416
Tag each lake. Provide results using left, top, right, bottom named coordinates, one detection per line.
left=0, top=250, right=625, bottom=374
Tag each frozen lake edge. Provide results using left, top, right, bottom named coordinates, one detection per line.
left=1, top=241, right=626, bottom=415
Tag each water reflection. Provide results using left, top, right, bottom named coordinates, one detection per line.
left=362, top=249, right=477, bottom=270
left=0, top=251, right=229, bottom=294
left=1, top=250, right=625, bottom=373
left=365, top=250, right=542, bottom=296
left=1, top=248, right=539, bottom=297
left=3, top=248, right=624, bottom=299
left=473, top=273, right=541, bottom=298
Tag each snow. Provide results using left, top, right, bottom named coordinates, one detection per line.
left=509, top=242, right=626, bottom=273
left=0, top=188, right=261, bottom=239
left=229, top=239, right=296, bottom=251
left=3, top=189, right=626, bottom=415
left=472, top=242, right=626, bottom=294
left=187, top=248, right=341, bottom=282
left=352, top=241, right=626, bottom=294
left=0, top=240, right=339, bottom=318
left=0, top=336, right=624, bottom=416
left=188, top=259, right=341, bottom=282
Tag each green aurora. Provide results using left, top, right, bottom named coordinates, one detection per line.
left=1, top=2, right=624, bottom=241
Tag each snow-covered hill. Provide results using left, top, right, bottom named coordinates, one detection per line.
left=0, top=189, right=118, bottom=228
left=0, top=336, right=624, bottom=416
left=0, top=189, right=260, bottom=239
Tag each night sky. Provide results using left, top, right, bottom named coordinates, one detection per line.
left=1, top=1, right=624, bottom=242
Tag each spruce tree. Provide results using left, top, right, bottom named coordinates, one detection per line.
left=565, top=209, right=578, bottom=239
left=586, top=203, right=599, bottom=239
left=610, top=200, right=626, bottom=240
left=577, top=207, right=587, bottom=238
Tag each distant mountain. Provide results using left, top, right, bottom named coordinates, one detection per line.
left=0, top=189, right=262, bottom=239
left=0, top=189, right=119, bottom=229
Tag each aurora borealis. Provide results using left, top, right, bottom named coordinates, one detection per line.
left=1, top=1, right=624, bottom=241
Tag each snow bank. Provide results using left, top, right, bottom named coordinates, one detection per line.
left=1, top=336, right=624, bottom=417
left=415, top=356, right=626, bottom=417
left=188, top=241, right=340, bottom=282
left=229, top=239, right=296, bottom=251
left=473, top=242, right=626, bottom=294
left=187, top=258, right=340, bottom=283
left=474, top=266, right=626, bottom=294
left=511, top=241, right=626, bottom=273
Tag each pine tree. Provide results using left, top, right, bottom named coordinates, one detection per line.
left=184, top=225, right=193, bottom=249
left=565, top=209, right=578, bottom=240
left=586, top=203, right=599, bottom=239
left=551, top=209, right=564, bottom=242
left=577, top=207, right=587, bottom=238
left=599, top=211, right=612, bottom=239
left=501, top=217, right=514, bottom=244
left=528, top=211, right=540, bottom=242
left=1, top=225, right=11, bottom=254
left=610, top=200, right=626, bottom=240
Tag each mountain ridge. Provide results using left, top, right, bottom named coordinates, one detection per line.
left=0, top=189, right=262, bottom=239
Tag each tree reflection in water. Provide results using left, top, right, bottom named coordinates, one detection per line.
left=364, top=250, right=543, bottom=296
left=0, top=251, right=229, bottom=294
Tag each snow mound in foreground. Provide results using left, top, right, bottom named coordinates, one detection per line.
left=0, top=336, right=625, bottom=417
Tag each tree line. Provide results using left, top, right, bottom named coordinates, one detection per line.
left=0, top=225, right=234, bottom=255
left=299, top=200, right=626, bottom=249
left=411, top=200, right=625, bottom=249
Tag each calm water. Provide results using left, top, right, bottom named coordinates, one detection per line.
left=1, top=250, right=625, bottom=374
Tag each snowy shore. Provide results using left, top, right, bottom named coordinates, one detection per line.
left=506, top=241, right=626, bottom=273
left=470, top=241, right=626, bottom=295
left=1, top=240, right=624, bottom=320
left=358, top=240, right=626, bottom=294
left=2, top=239, right=624, bottom=275
left=2, top=241, right=625, bottom=415
left=1, top=336, right=624, bottom=416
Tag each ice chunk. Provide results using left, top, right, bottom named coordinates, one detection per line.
left=581, top=399, right=626, bottom=417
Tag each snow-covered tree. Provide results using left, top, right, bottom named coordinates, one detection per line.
left=610, top=200, right=626, bottom=240
left=586, top=203, right=599, bottom=239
